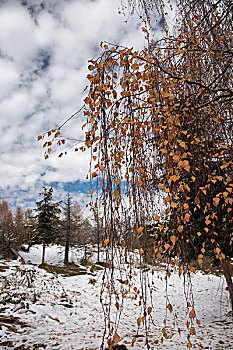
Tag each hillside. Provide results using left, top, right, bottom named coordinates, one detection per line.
left=0, top=245, right=232, bottom=349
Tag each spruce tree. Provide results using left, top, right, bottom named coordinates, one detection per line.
left=34, top=186, right=61, bottom=264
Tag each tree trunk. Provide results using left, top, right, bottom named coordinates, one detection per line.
left=97, top=224, right=100, bottom=262
left=42, top=241, right=46, bottom=265
left=64, top=238, right=69, bottom=265
left=64, top=183, right=71, bottom=265
left=221, top=259, right=233, bottom=312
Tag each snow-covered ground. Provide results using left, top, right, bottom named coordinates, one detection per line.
left=0, top=245, right=232, bottom=349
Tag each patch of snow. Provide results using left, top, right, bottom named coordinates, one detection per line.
left=0, top=245, right=232, bottom=349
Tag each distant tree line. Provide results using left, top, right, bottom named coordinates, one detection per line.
left=0, top=186, right=100, bottom=264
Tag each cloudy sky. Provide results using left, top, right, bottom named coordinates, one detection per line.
left=0, top=0, right=154, bottom=211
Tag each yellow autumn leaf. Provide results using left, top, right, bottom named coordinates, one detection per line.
left=178, top=225, right=184, bottom=233
left=104, top=238, right=109, bottom=246
left=173, top=155, right=180, bottom=162
left=132, top=336, right=136, bottom=346
left=137, top=227, right=143, bottom=234
left=89, top=189, right=94, bottom=196
left=170, top=235, right=177, bottom=244
left=158, top=183, right=165, bottom=190
left=170, top=175, right=180, bottom=182
left=164, top=244, right=170, bottom=251
left=139, top=247, right=144, bottom=256
left=205, top=218, right=211, bottom=225
left=213, top=197, right=220, bottom=207
left=154, top=215, right=160, bottom=221
left=178, top=140, right=186, bottom=148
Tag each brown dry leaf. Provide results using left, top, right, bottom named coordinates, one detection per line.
left=189, top=309, right=196, bottom=319
left=55, top=131, right=61, bottom=138
left=113, top=189, right=120, bottom=198
left=113, top=333, right=120, bottom=345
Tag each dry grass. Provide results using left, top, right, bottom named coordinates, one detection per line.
left=39, top=263, right=89, bottom=276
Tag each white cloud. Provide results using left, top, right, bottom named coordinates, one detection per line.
left=0, top=0, right=150, bottom=210
left=0, top=58, right=20, bottom=98
left=0, top=3, right=38, bottom=67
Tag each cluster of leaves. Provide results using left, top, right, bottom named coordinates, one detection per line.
left=80, top=1, right=233, bottom=347
left=38, top=0, right=232, bottom=348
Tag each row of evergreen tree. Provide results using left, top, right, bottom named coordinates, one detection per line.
left=0, top=186, right=96, bottom=264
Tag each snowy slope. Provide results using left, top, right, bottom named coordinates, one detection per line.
left=0, top=245, right=232, bottom=350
